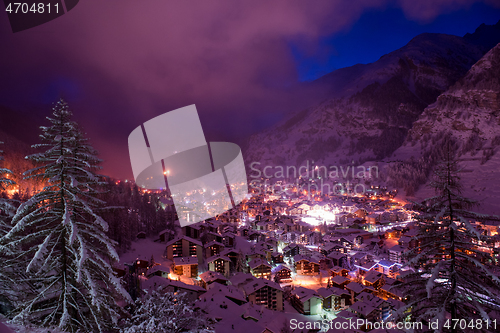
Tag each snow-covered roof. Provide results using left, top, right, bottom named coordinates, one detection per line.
left=328, top=251, right=347, bottom=260
left=204, top=240, right=225, bottom=248
left=229, top=272, right=255, bottom=288
left=173, top=256, right=198, bottom=266
left=350, top=301, right=377, bottom=317
left=206, top=255, right=231, bottom=263
left=199, top=271, right=228, bottom=283
left=292, top=286, right=321, bottom=302
left=388, top=244, right=406, bottom=253
left=248, top=258, right=271, bottom=269
left=316, top=287, right=334, bottom=298
left=165, top=235, right=202, bottom=247
left=293, top=254, right=320, bottom=264
left=146, top=264, right=170, bottom=276
left=271, top=264, right=291, bottom=273
left=331, top=275, right=350, bottom=285
left=377, top=259, right=397, bottom=268
left=346, top=282, right=374, bottom=294
left=142, top=275, right=205, bottom=293
left=242, top=278, right=283, bottom=295
left=363, top=270, right=384, bottom=284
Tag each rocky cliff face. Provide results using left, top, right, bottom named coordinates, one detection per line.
left=244, top=32, right=491, bottom=170
left=388, top=42, right=500, bottom=214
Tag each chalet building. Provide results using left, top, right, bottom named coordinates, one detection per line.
left=354, top=261, right=378, bottom=276
left=239, top=227, right=250, bottom=237
left=249, top=258, right=272, bottom=280
left=388, top=245, right=406, bottom=264
left=199, top=284, right=247, bottom=306
left=317, top=287, right=335, bottom=311
left=182, top=223, right=202, bottom=239
left=206, top=231, right=224, bottom=244
left=143, top=276, right=205, bottom=303
left=265, top=237, right=279, bottom=252
left=290, top=286, right=322, bottom=315
left=272, top=265, right=292, bottom=283
left=385, top=227, right=402, bottom=239
left=352, top=252, right=373, bottom=266
left=146, top=265, right=170, bottom=279
left=379, top=281, right=404, bottom=301
left=345, top=282, right=375, bottom=304
left=331, top=266, right=349, bottom=277
left=216, top=208, right=239, bottom=223
left=173, top=257, right=198, bottom=278
left=317, top=286, right=351, bottom=311
left=247, top=248, right=267, bottom=262
left=398, top=233, right=419, bottom=249
left=207, top=255, right=231, bottom=277
left=165, top=236, right=203, bottom=265
left=362, top=270, right=385, bottom=290
left=331, top=287, right=352, bottom=310
left=241, top=278, right=284, bottom=311
left=220, top=248, right=239, bottom=269
left=366, top=213, right=380, bottom=225
left=319, top=258, right=331, bottom=271
left=294, top=255, right=320, bottom=275
left=354, top=208, right=368, bottom=219
left=321, top=242, right=338, bottom=256
left=199, top=271, right=228, bottom=289
left=298, top=203, right=312, bottom=214
left=339, top=236, right=360, bottom=251
left=222, top=232, right=235, bottom=247
left=204, top=241, right=225, bottom=258
left=322, top=242, right=345, bottom=255
left=330, top=275, right=350, bottom=289
left=271, top=251, right=284, bottom=264
left=301, top=230, right=321, bottom=245
left=350, top=292, right=389, bottom=323
left=328, top=251, right=347, bottom=267
left=348, top=300, right=382, bottom=324
left=282, top=243, right=301, bottom=257
left=132, top=259, right=150, bottom=276
left=255, top=221, right=268, bottom=231
left=218, top=223, right=235, bottom=235
left=376, top=260, right=402, bottom=278
left=248, top=231, right=265, bottom=242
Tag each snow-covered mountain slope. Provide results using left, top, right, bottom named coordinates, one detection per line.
left=389, top=42, right=500, bottom=214
left=244, top=32, right=492, bottom=170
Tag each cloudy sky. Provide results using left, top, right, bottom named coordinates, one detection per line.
left=1, top=0, right=499, bottom=179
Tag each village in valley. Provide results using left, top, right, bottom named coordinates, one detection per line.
left=115, top=175, right=500, bottom=333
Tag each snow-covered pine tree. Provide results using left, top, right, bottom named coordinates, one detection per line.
left=396, top=141, right=500, bottom=333
left=0, top=100, right=132, bottom=332
left=0, top=141, right=15, bottom=236
left=0, top=141, right=17, bottom=316
left=235, top=250, right=247, bottom=273
left=121, top=287, right=212, bottom=333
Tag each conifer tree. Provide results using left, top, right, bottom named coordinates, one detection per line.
left=0, top=141, right=15, bottom=236
left=396, top=142, right=500, bottom=332
left=0, top=142, right=17, bottom=315
left=0, top=100, right=132, bottom=332
left=121, top=287, right=212, bottom=333
left=235, top=250, right=247, bottom=273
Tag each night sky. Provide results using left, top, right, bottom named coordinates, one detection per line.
left=1, top=0, right=500, bottom=180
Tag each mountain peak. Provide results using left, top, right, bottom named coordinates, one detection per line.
left=464, top=19, right=500, bottom=50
